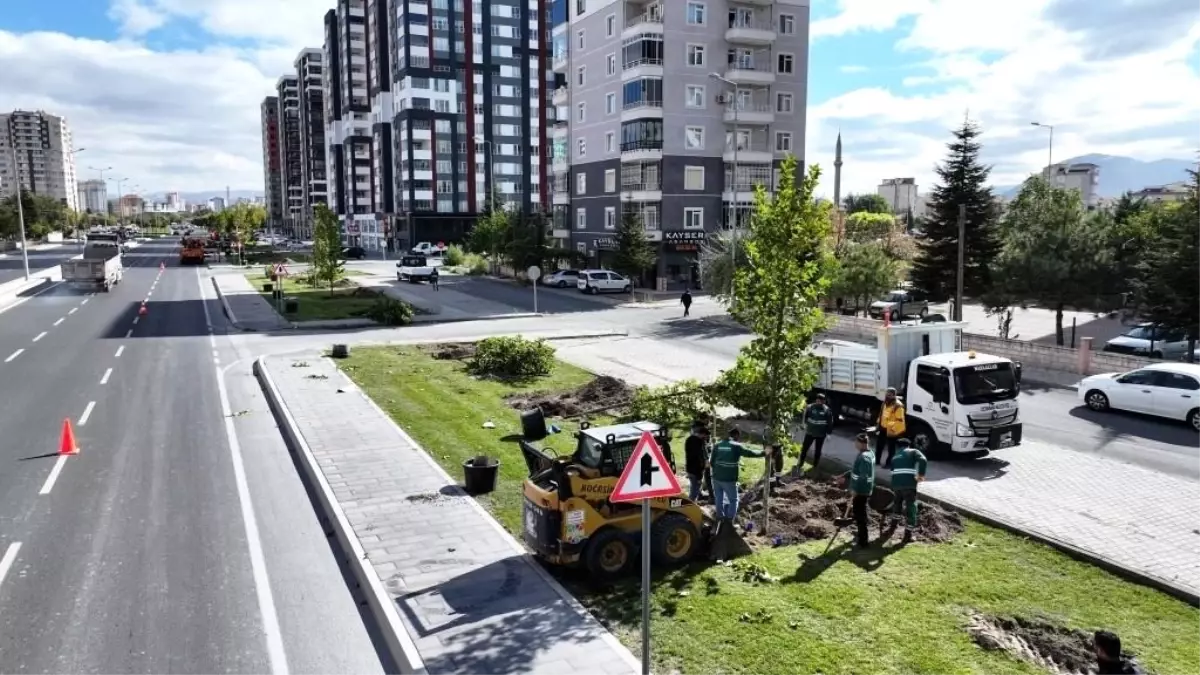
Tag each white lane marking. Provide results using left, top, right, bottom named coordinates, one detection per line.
left=81, top=298, right=89, bottom=305
left=132, top=317, right=139, bottom=325
left=53, top=318, right=64, bottom=326
left=124, top=328, right=133, bottom=338
left=33, top=331, right=47, bottom=342
left=115, top=345, right=125, bottom=358
left=217, top=364, right=289, bottom=675
left=214, top=357, right=220, bottom=365
left=0, top=280, right=63, bottom=317
left=68, top=307, right=78, bottom=315
left=100, top=367, right=113, bottom=385
left=78, top=401, right=96, bottom=426
left=0, top=542, right=21, bottom=588
left=212, top=350, right=219, bottom=358
left=5, top=349, right=23, bottom=363
left=39, top=455, right=69, bottom=495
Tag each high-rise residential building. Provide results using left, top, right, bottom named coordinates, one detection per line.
left=260, top=95, right=284, bottom=230
left=877, top=177, right=917, bottom=214
left=0, top=110, right=81, bottom=211
left=277, top=75, right=304, bottom=235
left=77, top=178, right=107, bottom=213
left=553, top=0, right=809, bottom=289
left=296, top=48, right=328, bottom=236
left=165, top=191, right=183, bottom=211
left=208, top=196, right=226, bottom=212
left=1046, top=162, right=1100, bottom=210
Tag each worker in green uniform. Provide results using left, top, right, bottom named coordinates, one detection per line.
left=708, top=428, right=771, bottom=522
left=843, top=432, right=876, bottom=548
left=798, top=393, right=833, bottom=471
left=888, top=438, right=928, bottom=541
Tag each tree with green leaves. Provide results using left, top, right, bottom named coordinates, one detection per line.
left=468, top=207, right=511, bottom=273
left=611, top=207, right=656, bottom=288
left=841, top=211, right=894, bottom=246
left=830, top=241, right=900, bottom=315
left=988, top=176, right=1110, bottom=345
left=719, top=155, right=836, bottom=451
left=310, top=203, right=345, bottom=295
left=504, top=210, right=551, bottom=271
left=1129, top=170, right=1199, bottom=358
left=698, top=228, right=750, bottom=303
left=909, top=119, right=1000, bottom=301
left=842, top=192, right=891, bottom=215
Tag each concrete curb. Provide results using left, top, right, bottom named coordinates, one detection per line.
left=253, top=357, right=429, bottom=675
left=209, top=276, right=254, bottom=332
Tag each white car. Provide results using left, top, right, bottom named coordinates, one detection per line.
left=1077, top=362, right=1200, bottom=431
left=540, top=269, right=580, bottom=288
left=1103, top=324, right=1191, bottom=360
left=576, top=269, right=631, bottom=294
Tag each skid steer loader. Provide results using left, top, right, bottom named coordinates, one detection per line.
left=517, top=408, right=711, bottom=580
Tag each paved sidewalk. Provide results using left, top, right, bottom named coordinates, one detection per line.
left=259, top=354, right=641, bottom=675
left=210, top=272, right=292, bottom=331
left=552, top=335, right=1200, bottom=600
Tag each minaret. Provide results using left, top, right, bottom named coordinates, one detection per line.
left=833, top=132, right=843, bottom=207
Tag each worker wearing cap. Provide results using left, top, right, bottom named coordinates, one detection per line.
left=876, top=387, right=906, bottom=469
left=708, top=428, right=770, bottom=522
left=798, top=393, right=833, bottom=472
left=888, top=437, right=927, bottom=541
left=844, top=432, right=876, bottom=548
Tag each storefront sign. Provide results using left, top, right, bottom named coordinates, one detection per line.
left=663, top=230, right=707, bottom=252
left=592, top=237, right=618, bottom=251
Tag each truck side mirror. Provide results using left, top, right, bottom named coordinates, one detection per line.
left=1014, top=363, right=1023, bottom=383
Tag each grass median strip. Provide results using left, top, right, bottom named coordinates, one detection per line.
left=245, top=272, right=377, bottom=322
left=340, top=344, right=1200, bottom=675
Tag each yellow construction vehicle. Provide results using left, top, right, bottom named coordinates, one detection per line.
left=518, top=410, right=710, bottom=579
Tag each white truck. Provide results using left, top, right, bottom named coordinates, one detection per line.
left=396, top=254, right=435, bottom=283
left=62, top=234, right=124, bottom=292
left=811, top=321, right=1024, bottom=457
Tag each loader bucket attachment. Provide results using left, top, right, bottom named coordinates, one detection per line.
left=519, top=440, right=556, bottom=477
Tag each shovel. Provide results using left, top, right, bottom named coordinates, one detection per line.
left=823, top=502, right=856, bottom=555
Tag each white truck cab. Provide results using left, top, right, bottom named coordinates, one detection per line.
left=812, top=321, right=1023, bottom=457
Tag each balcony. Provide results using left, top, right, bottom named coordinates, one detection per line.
left=621, top=57, right=663, bottom=80
left=552, top=87, right=569, bottom=106
left=552, top=51, right=569, bottom=73
left=722, top=101, right=775, bottom=125
left=553, top=189, right=570, bottom=205
left=620, top=139, right=664, bottom=162
left=726, top=19, right=776, bottom=45
left=621, top=99, right=663, bottom=121
left=623, top=5, right=664, bottom=37
left=723, top=59, right=776, bottom=86
left=723, top=142, right=773, bottom=164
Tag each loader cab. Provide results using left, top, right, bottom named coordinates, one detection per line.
left=574, top=421, right=672, bottom=477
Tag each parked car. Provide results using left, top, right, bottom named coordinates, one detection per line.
left=342, top=246, right=367, bottom=260
left=868, top=289, right=930, bottom=321
left=541, top=269, right=580, bottom=288
left=576, top=269, right=631, bottom=294
left=1103, top=324, right=1191, bottom=360
left=1077, top=362, right=1200, bottom=431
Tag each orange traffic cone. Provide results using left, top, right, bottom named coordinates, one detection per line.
left=160, top=261, right=165, bottom=271
left=59, top=418, right=79, bottom=455
left=138, top=304, right=148, bottom=316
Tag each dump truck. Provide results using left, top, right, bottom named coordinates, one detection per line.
left=180, top=237, right=207, bottom=265
left=62, top=234, right=123, bottom=291
left=810, top=321, right=1024, bottom=457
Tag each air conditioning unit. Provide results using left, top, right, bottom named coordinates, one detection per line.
left=715, top=94, right=730, bottom=104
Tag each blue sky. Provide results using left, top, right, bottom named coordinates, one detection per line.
left=0, top=0, right=1197, bottom=196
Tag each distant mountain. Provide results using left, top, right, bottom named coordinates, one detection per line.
left=141, top=190, right=263, bottom=204
left=995, top=155, right=1196, bottom=198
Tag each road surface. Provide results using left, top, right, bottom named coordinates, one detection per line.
left=0, top=240, right=388, bottom=673
left=0, top=247, right=83, bottom=285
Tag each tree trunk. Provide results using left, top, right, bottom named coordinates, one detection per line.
left=1054, top=302, right=1065, bottom=346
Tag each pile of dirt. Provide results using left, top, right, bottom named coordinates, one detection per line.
left=741, top=475, right=964, bottom=545
left=423, top=342, right=477, bottom=361
left=967, top=614, right=1102, bottom=675
left=506, top=375, right=635, bottom=418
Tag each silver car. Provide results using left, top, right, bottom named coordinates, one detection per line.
left=869, top=289, right=930, bottom=321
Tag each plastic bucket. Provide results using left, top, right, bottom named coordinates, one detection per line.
left=462, top=456, right=500, bottom=495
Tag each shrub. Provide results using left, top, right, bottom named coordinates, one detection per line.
left=442, top=244, right=466, bottom=266
left=468, top=336, right=555, bottom=379
left=463, top=253, right=488, bottom=276
left=625, top=379, right=717, bottom=431
left=365, top=295, right=414, bottom=326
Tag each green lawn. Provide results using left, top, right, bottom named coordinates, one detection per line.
left=244, top=272, right=377, bottom=322
left=340, top=345, right=1200, bottom=675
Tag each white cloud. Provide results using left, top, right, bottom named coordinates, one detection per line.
left=108, top=0, right=169, bottom=37
left=805, top=0, right=1200, bottom=199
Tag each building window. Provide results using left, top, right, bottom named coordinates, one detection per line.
left=577, top=66, right=586, bottom=86
left=576, top=172, right=587, bottom=194
left=776, top=92, right=794, bottom=113
left=686, top=1, right=706, bottom=25
left=605, top=131, right=615, bottom=152
left=775, top=131, right=793, bottom=152
left=684, top=207, right=703, bottom=230
left=577, top=30, right=585, bottom=49
left=606, top=14, right=616, bottom=37
left=778, top=14, right=795, bottom=34
left=607, top=53, right=616, bottom=75
left=576, top=207, right=586, bottom=228
left=577, top=138, right=586, bottom=157
left=606, top=92, right=616, bottom=114
left=605, top=169, right=616, bottom=192
left=777, top=53, right=794, bottom=74
left=685, top=84, right=705, bottom=108
left=684, top=166, right=704, bottom=190
left=685, top=126, right=704, bottom=150
left=604, top=206, right=616, bottom=229
left=577, top=102, right=586, bottom=121
left=686, top=44, right=705, bottom=67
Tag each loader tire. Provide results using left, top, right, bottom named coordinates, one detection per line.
left=585, top=528, right=631, bottom=580
left=650, top=513, right=700, bottom=567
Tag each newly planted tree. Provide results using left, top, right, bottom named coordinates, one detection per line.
left=612, top=207, right=656, bottom=289
left=311, top=203, right=345, bottom=295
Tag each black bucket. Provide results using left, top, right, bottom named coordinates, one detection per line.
left=520, top=407, right=547, bottom=441
left=462, top=456, right=500, bottom=495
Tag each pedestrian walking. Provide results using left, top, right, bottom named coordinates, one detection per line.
left=681, top=289, right=693, bottom=317
left=1094, top=631, right=1146, bottom=674
left=798, top=393, right=833, bottom=472
left=876, top=387, right=906, bottom=469
left=844, top=432, right=876, bottom=548
left=430, top=266, right=440, bottom=291
left=708, top=428, right=770, bottom=523
left=887, top=438, right=927, bottom=541
left=684, top=423, right=710, bottom=502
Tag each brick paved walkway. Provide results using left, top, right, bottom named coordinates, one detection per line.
left=211, top=272, right=291, bottom=331
left=553, top=336, right=1200, bottom=599
left=261, top=354, right=641, bottom=675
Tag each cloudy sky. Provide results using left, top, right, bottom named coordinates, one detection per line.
left=1, top=0, right=1197, bottom=198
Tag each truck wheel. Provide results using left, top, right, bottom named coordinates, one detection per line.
left=650, top=513, right=700, bottom=567
left=584, top=528, right=631, bottom=580
left=908, top=421, right=943, bottom=458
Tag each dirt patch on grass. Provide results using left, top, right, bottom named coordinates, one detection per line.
left=967, top=613, right=1108, bottom=675
left=741, top=475, right=964, bottom=545
left=422, top=342, right=477, bottom=361
left=505, top=375, right=635, bottom=418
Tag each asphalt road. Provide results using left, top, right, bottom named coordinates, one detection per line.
left=449, top=275, right=621, bottom=315
left=0, top=240, right=387, bottom=673
left=0, top=246, right=84, bottom=285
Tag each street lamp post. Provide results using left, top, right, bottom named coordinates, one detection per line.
left=710, top=72, right=739, bottom=310
left=1031, top=121, right=1054, bottom=180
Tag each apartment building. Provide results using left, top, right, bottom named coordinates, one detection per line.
left=553, top=0, right=809, bottom=289
left=0, top=110, right=81, bottom=210
left=877, top=177, right=917, bottom=214
left=77, top=179, right=107, bottom=213
left=1045, top=162, right=1100, bottom=210
left=260, top=96, right=284, bottom=230
left=296, top=48, right=329, bottom=236
left=277, top=75, right=304, bottom=235
left=1130, top=181, right=1192, bottom=203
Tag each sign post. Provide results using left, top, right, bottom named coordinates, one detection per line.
left=610, top=431, right=683, bottom=675
left=526, top=265, right=541, bottom=314
left=274, top=263, right=289, bottom=313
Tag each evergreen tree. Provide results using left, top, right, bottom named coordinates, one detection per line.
left=612, top=208, right=656, bottom=287
left=1130, top=169, right=1200, bottom=357
left=910, top=120, right=1000, bottom=302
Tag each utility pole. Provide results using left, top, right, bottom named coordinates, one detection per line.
left=955, top=204, right=966, bottom=322
left=4, top=136, right=32, bottom=280
left=710, top=72, right=740, bottom=311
